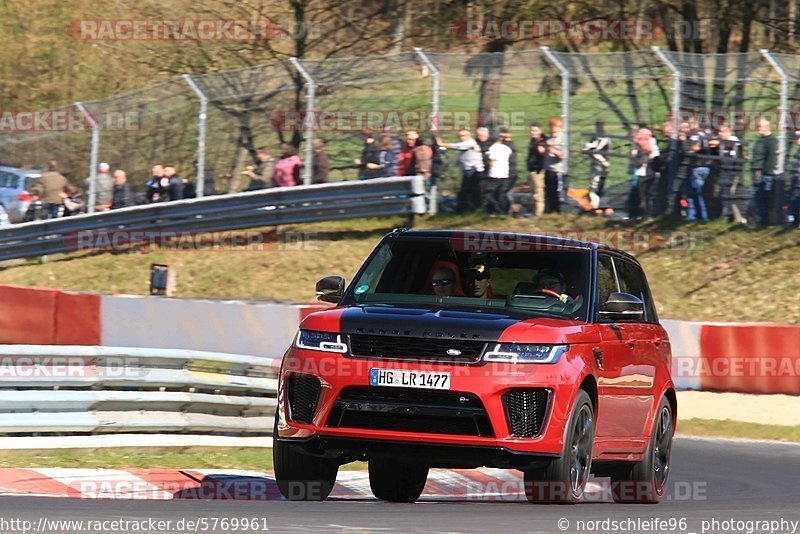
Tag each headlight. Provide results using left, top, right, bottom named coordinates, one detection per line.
left=295, top=330, right=348, bottom=353
left=483, top=344, right=567, bottom=364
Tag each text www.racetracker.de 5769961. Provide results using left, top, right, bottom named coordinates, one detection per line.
left=0, top=516, right=270, bottom=533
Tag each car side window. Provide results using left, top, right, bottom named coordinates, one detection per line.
left=0, top=172, right=10, bottom=188
left=595, top=254, right=618, bottom=322
left=615, top=259, right=658, bottom=323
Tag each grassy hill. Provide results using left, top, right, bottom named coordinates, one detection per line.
left=0, top=213, right=798, bottom=324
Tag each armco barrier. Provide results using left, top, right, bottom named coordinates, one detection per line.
left=100, top=295, right=327, bottom=361
left=0, top=345, right=276, bottom=436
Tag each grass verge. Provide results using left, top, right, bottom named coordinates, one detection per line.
left=676, top=418, right=800, bottom=442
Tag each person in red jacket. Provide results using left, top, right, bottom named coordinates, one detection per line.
left=396, top=130, right=419, bottom=176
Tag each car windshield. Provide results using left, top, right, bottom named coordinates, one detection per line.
left=345, top=235, right=592, bottom=322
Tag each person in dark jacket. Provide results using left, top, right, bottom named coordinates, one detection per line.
left=145, top=164, right=167, bottom=203
left=527, top=122, right=548, bottom=216
left=751, top=118, right=778, bottom=226
left=788, top=131, right=800, bottom=228
left=311, top=139, right=330, bottom=184
left=23, top=185, right=46, bottom=222
left=163, top=164, right=184, bottom=201
left=111, top=170, right=136, bottom=209
left=354, top=131, right=382, bottom=180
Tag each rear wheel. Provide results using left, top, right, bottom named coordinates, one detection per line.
left=369, top=458, right=429, bottom=503
left=525, top=389, right=594, bottom=504
left=273, top=424, right=338, bottom=501
left=611, top=396, right=673, bottom=504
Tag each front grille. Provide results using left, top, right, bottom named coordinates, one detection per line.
left=326, top=386, right=494, bottom=437
left=503, top=388, right=551, bottom=437
left=348, top=334, right=486, bottom=363
left=286, top=374, right=321, bottom=424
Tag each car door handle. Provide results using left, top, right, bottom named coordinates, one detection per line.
left=627, top=341, right=636, bottom=349
left=652, top=337, right=663, bottom=347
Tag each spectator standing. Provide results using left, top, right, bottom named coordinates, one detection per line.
left=789, top=131, right=800, bottom=228
left=396, top=130, right=420, bottom=176
left=499, top=128, right=518, bottom=215
left=243, top=147, right=275, bottom=191
left=437, top=128, right=484, bottom=212
left=544, top=117, right=566, bottom=213
left=582, top=120, right=611, bottom=211
left=145, top=164, right=167, bottom=203
left=311, top=139, right=330, bottom=184
left=23, top=185, right=46, bottom=222
left=37, top=160, right=68, bottom=219
left=164, top=164, right=184, bottom=201
left=527, top=122, right=548, bottom=216
left=355, top=132, right=382, bottom=180
left=60, top=185, right=86, bottom=216
left=111, top=170, right=136, bottom=209
left=377, top=135, right=399, bottom=178
left=628, top=129, right=660, bottom=219
left=484, top=134, right=513, bottom=214
left=715, top=125, right=745, bottom=222
left=274, top=143, right=302, bottom=187
left=87, top=162, right=114, bottom=212
left=750, top=118, right=778, bottom=226
left=684, top=128, right=712, bottom=221
left=412, top=137, right=433, bottom=179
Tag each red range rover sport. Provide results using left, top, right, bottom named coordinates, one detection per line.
left=274, top=229, right=676, bottom=504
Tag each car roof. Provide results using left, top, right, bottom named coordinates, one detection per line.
left=0, top=165, right=42, bottom=176
left=387, top=228, right=642, bottom=265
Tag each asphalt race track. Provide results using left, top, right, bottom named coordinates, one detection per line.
left=2, top=437, right=799, bottom=534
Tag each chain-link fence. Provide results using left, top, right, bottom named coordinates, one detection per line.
left=1, top=48, right=797, bottom=216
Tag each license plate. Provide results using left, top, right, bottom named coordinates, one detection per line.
left=369, top=368, right=451, bottom=390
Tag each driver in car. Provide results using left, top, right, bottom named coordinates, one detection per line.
left=532, top=269, right=571, bottom=303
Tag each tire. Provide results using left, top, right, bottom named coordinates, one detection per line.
left=273, top=425, right=338, bottom=501
left=368, top=457, right=429, bottom=503
left=524, top=389, right=594, bottom=504
left=611, top=395, right=673, bottom=504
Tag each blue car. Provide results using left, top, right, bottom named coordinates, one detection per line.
left=0, top=166, right=43, bottom=223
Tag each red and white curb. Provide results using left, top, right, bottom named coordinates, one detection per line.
left=0, top=468, right=610, bottom=501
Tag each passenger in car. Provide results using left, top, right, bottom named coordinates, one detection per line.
left=463, top=264, right=497, bottom=299
left=424, top=260, right=465, bottom=297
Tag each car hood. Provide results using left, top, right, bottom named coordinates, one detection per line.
left=299, top=304, right=600, bottom=345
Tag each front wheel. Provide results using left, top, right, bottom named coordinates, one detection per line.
left=273, top=426, right=338, bottom=501
left=369, top=458, right=429, bottom=503
left=611, top=396, right=673, bottom=504
left=525, top=389, right=594, bottom=504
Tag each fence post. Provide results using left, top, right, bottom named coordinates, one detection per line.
left=540, top=47, right=570, bottom=176
left=413, top=48, right=441, bottom=216
left=413, top=48, right=440, bottom=132
left=182, top=74, right=208, bottom=198
left=651, top=46, right=681, bottom=140
left=74, top=102, right=99, bottom=213
left=289, top=57, right=316, bottom=186
left=760, top=49, right=789, bottom=176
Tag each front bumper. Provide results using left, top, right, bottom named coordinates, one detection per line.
left=277, top=347, right=585, bottom=463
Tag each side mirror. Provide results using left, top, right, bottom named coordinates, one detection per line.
left=316, top=275, right=345, bottom=303
left=599, top=292, right=644, bottom=322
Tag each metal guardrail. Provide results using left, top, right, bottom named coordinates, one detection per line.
left=0, top=345, right=279, bottom=436
left=0, top=177, right=426, bottom=261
